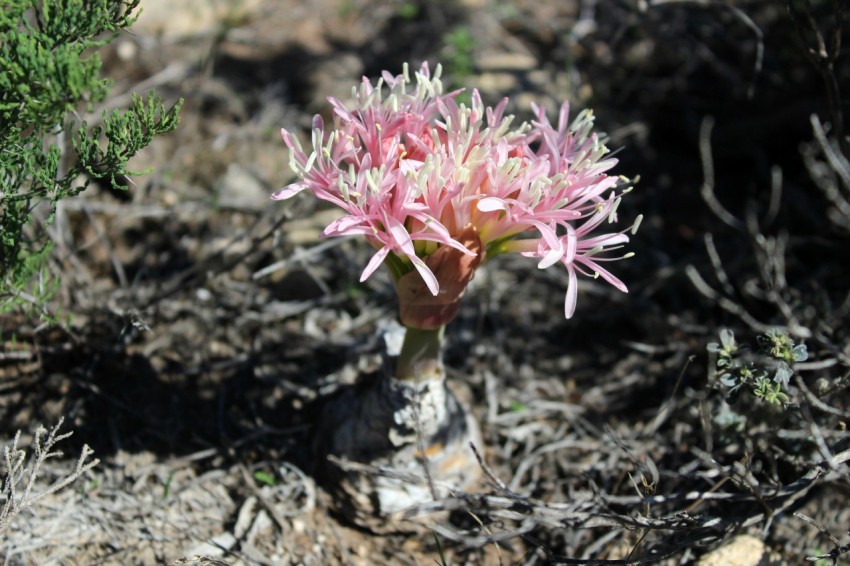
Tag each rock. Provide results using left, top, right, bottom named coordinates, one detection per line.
left=134, top=0, right=264, bottom=39
left=308, top=53, right=365, bottom=112
left=696, top=535, right=785, bottom=566
left=216, top=164, right=271, bottom=211
left=285, top=208, right=344, bottom=245
left=477, top=52, right=538, bottom=72
left=476, top=72, right=520, bottom=95
left=185, top=532, right=237, bottom=559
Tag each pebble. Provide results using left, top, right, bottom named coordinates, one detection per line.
left=185, top=532, right=237, bottom=558
left=477, top=52, right=538, bottom=72
left=216, top=164, right=271, bottom=211
left=696, top=535, right=785, bottom=566
left=476, top=72, right=520, bottom=94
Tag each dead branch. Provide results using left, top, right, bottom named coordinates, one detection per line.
left=0, top=418, right=100, bottom=536
left=396, top=446, right=850, bottom=561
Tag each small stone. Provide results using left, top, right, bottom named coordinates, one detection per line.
left=133, top=0, right=263, bottom=39
left=216, top=164, right=270, bottom=211
left=116, top=41, right=137, bottom=61
left=696, top=535, right=784, bottom=566
left=475, top=72, right=519, bottom=94
left=527, top=70, right=549, bottom=88
left=477, top=52, right=537, bottom=72
left=308, top=53, right=365, bottom=112
left=286, top=209, right=344, bottom=245
left=185, top=532, right=237, bottom=558
left=515, top=92, right=554, bottom=113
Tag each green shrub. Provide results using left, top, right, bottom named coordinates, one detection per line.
left=0, top=0, right=182, bottom=320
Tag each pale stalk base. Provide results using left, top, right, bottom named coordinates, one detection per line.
left=314, top=372, right=482, bottom=532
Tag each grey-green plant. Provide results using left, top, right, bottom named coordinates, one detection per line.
left=1, top=0, right=183, bottom=320
left=713, top=400, right=747, bottom=432
left=707, top=328, right=808, bottom=409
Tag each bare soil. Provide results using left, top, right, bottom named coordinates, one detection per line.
left=3, top=0, right=850, bottom=564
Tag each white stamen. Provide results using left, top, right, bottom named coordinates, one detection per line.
left=304, top=151, right=317, bottom=173
left=608, top=197, right=621, bottom=223
left=631, top=214, right=643, bottom=235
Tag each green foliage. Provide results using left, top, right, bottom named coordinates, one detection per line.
left=253, top=470, right=277, bottom=487
left=431, top=530, right=448, bottom=566
left=397, top=2, right=419, bottom=20
left=707, top=328, right=808, bottom=409
left=0, top=0, right=183, bottom=319
left=509, top=400, right=526, bottom=413
left=441, top=25, right=475, bottom=104
left=161, top=471, right=175, bottom=500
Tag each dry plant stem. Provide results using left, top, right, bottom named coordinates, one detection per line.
left=651, top=0, right=764, bottom=99
left=698, top=116, right=744, bottom=230
left=809, top=115, right=850, bottom=231
left=692, top=100, right=826, bottom=338
left=401, top=448, right=850, bottom=561
left=0, top=418, right=99, bottom=536
left=686, top=264, right=775, bottom=333
left=797, top=511, right=850, bottom=562
left=789, top=0, right=848, bottom=156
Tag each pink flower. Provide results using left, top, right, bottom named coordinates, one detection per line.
left=274, top=63, right=639, bottom=323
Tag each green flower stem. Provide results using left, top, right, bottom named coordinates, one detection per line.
left=394, top=325, right=445, bottom=381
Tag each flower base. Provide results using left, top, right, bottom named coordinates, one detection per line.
left=314, top=368, right=482, bottom=532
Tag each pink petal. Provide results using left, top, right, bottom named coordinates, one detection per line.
left=325, top=215, right=368, bottom=235
left=537, top=236, right=565, bottom=269
left=578, top=257, right=628, bottom=293
left=581, top=233, right=630, bottom=249
left=386, top=216, right=416, bottom=256
left=557, top=101, right=571, bottom=133
left=477, top=197, right=507, bottom=212
left=410, top=232, right=476, bottom=256
left=410, top=256, right=440, bottom=296
left=538, top=247, right=563, bottom=269
left=272, top=183, right=308, bottom=200
left=529, top=220, right=560, bottom=251
left=280, top=129, right=299, bottom=149
left=564, top=225, right=577, bottom=264
left=360, top=246, right=391, bottom=282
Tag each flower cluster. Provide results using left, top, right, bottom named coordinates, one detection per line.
left=275, top=63, right=639, bottom=325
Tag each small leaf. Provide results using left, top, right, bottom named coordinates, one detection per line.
left=792, top=344, right=808, bottom=362
left=254, top=470, right=276, bottom=486
left=773, top=363, right=792, bottom=387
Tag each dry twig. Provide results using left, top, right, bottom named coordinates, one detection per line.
left=0, top=417, right=100, bottom=536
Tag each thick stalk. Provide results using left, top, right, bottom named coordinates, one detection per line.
left=315, top=322, right=482, bottom=530
left=394, top=325, right=445, bottom=381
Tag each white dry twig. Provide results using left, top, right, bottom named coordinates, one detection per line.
left=0, top=417, right=100, bottom=536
